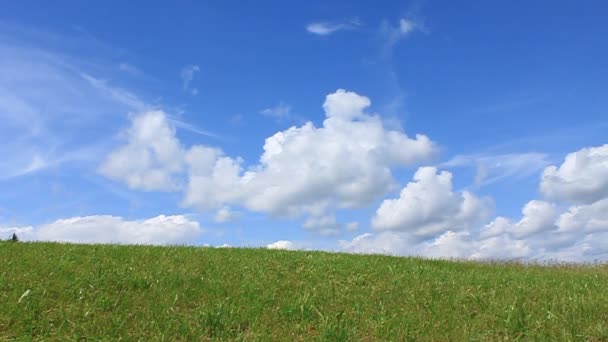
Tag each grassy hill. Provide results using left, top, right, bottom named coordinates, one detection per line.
left=1, top=241, right=607, bottom=341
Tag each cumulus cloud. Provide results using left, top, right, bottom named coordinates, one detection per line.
left=340, top=166, right=532, bottom=260
left=100, top=89, right=436, bottom=234
left=557, top=199, right=608, bottom=233
left=180, top=64, right=200, bottom=95
left=540, top=144, right=608, bottom=204
left=202, top=90, right=432, bottom=213
left=339, top=232, right=416, bottom=256
left=99, top=111, right=185, bottom=191
left=2, top=215, right=203, bottom=245
left=266, top=240, right=297, bottom=250
left=507, top=200, right=557, bottom=238
left=341, top=229, right=533, bottom=261
left=372, top=167, right=490, bottom=239
left=340, top=144, right=608, bottom=262
left=185, top=90, right=435, bottom=220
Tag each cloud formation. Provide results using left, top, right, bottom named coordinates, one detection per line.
left=399, top=19, right=417, bottom=35
left=1, top=215, right=203, bottom=245
left=380, top=17, right=423, bottom=56
left=372, top=167, right=490, bottom=239
left=101, top=89, right=436, bottom=234
left=442, top=152, right=551, bottom=187
left=540, top=144, right=608, bottom=204
left=266, top=240, right=297, bottom=250
left=99, top=111, right=185, bottom=191
left=185, top=89, right=436, bottom=220
left=260, top=102, right=292, bottom=121
left=0, top=39, right=142, bottom=180
left=306, top=20, right=360, bottom=36
left=342, top=144, right=608, bottom=261
left=180, top=64, right=200, bottom=95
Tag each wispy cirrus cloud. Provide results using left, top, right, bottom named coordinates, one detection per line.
left=259, top=102, right=292, bottom=121
left=441, top=152, right=551, bottom=188
left=379, top=17, right=425, bottom=57
left=306, top=19, right=360, bottom=36
left=0, top=43, right=130, bottom=179
left=0, top=23, right=218, bottom=183
left=180, top=64, right=200, bottom=95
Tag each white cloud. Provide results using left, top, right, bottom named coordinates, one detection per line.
left=100, top=89, right=435, bottom=231
left=421, top=231, right=473, bottom=259
left=339, top=232, right=415, bottom=256
left=180, top=64, right=200, bottom=95
left=540, top=144, right=608, bottom=204
left=183, top=89, right=436, bottom=218
left=266, top=240, right=297, bottom=250
left=2, top=215, right=203, bottom=245
left=470, top=234, right=532, bottom=260
left=372, top=167, right=490, bottom=239
left=0, top=226, right=36, bottom=241
left=507, top=200, right=557, bottom=238
left=557, top=199, right=608, bottom=233
left=341, top=144, right=608, bottom=262
left=213, top=206, right=241, bottom=223
left=260, top=102, right=292, bottom=120
left=479, top=216, right=510, bottom=238
left=341, top=230, right=533, bottom=261
left=99, top=111, right=185, bottom=191
left=306, top=20, right=359, bottom=36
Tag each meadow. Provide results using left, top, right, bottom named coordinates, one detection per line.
left=1, top=241, right=607, bottom=341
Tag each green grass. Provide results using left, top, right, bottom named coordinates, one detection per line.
left=1, top=241, right=608, bottom=341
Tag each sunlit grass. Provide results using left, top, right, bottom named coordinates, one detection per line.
left=1, top=241, right=607, bottom=340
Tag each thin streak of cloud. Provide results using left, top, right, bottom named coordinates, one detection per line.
left=259, top=102, right=292, bottom=121
left=169, top=117, right=223, bottom=140
left=180, top=64, right=200, bottom=95
left=306, top=19, right=361, bottom=36
left=379, top=17, right=425, bottom=58
left=81, top=73, right=149, bottom=111
left=441, top=152, right=551, bottom=188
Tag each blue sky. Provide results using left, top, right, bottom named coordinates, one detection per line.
left=1, top=1, right=607, bottom=260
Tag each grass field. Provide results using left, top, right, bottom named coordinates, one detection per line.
left=1, top=241, right=607, bottom=341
